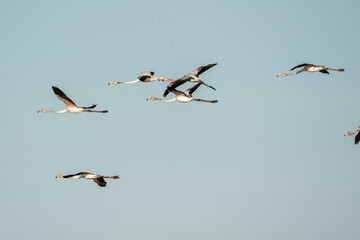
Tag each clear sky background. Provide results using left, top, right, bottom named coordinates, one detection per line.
left=1, top=0, right=360, bottom=239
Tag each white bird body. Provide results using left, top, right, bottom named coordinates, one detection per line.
left=306, top=65, right=325, bottom=72
left=175, top=95, right=192, bottom=102
left=66, top=107, right=84, bottom=114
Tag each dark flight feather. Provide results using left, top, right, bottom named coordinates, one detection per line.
left=319, top=69, right=329, bottom=74
left=191, top=63, right=217, bottom=76
left=290, top=63, right=308, bottom=71
left=355, top=132, right=360, bottom=145
left=93, top=177, right=107, bottom=187
left=52, top=86, right=77, bottom=107
left=186, top=83, right=202, bottom=96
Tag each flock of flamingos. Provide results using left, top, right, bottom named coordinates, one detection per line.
left=38, top=62, right=356, bottom=187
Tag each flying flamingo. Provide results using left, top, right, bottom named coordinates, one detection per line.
left=38, top=86, right=108, bottom=114
left=147, top=83, right=218, bottom=103
left=163, top=63, right=217, bottom=97
left=55, top=172, right=120, bottom=187
left=108, top=71, right=173, bottom=85
left=277, top=63, right=344, bottom=77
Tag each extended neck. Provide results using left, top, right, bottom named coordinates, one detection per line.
left=277, top=72, right=297, bottom=77
left=150, top=97, right=176, bottom=102
left=38, top=109, right=67, bottom=114
left=345, top=131, right=356, bottom=136
left=277, top=68, right=306, bottom=77
left=158, top=77, right=175, bottom=82
left=109, top=79, right=140, bottom=85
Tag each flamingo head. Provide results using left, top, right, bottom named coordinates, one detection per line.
left=147, top=97, right=156, bottom=101
left=108, top=81, right=118, bottom=85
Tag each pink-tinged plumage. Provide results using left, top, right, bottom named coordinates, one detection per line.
left=37, top=86, right=108, bottom=114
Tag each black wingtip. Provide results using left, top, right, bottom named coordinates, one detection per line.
left=163, top=90, right=169, bottom=98
left=52, top=86, right=60, bottom=94
left=85, top=104, right=97, bottom=109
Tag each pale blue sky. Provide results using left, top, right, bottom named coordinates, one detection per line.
left=1, top=0, right=360, bottom=239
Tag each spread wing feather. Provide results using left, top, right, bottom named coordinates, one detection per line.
left=163, top=77, right=190, bottom=97
left=290, top=63, right=308, bottom=71
left=186, top=83, right=202, bottom=96
left=191, top=63, right=217, bottom=76
left=355, top=132, right=360, bottom=145
left=319, top=69, right=329, bottom=74
left=93, top=177, right=107, bottom=187
left=52, top=86, right=77, bottom=108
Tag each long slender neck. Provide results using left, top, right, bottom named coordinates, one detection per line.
left=158, top=77, right=175, bottom=82
left=345, top=131, right=356, bottom=136
left=193, top=98, right=218, bottom=103
left=110, top=79, right=140, bottom=84
left=85, top=110, right=108, bottom=113
left=152, top=97, right=176, bottom=102
left=277, top=72, right=298, bottom=77
left=40, top=109, right=67, bottom=113
left=278, top=68, right=306, bottom=77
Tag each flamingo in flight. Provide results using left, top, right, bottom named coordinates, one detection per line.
left=344, top=126, right=360, bottom=145
left=56, top=172, right=120, bottom=187
left=38, top=86, right=108, bottom=114
left=277, top=63, right=344, bottom=77
left=147, top=83, right=218, bottom=103
left=108, top=71, right=173, bottom=85
left=163, top=63, right=217, bottom=97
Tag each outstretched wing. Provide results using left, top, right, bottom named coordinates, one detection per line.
left=185, top=83, right=202, bottom=96
left=191, top=63, right=217, bottom=77
left=62, top=174, right=79, bottom=178
left=62, top=172, right=88, bottom=178
left=93, top=177, right=107, bottom=187
left=290, top=63, right=308, bottom=71
left=163, top=77, right=190, bottom=97
left=52, top=86, right=77, bottom=108
left=319, top=69, right=329, bottom=74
